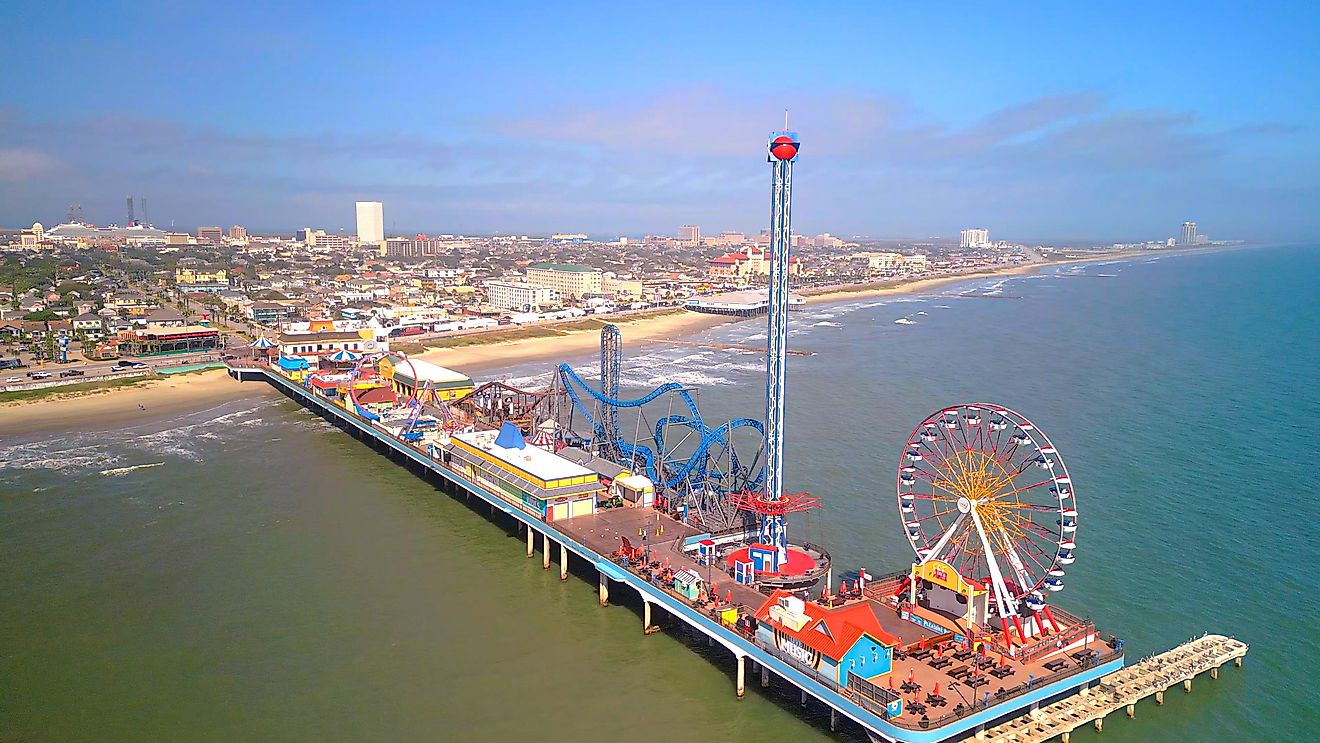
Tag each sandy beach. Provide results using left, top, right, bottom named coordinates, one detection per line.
left=415, top=310, right=739, bottom=374
left=0, top=369, right=277, bottom=439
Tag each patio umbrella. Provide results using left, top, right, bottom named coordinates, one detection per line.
left=326, top=347, right=362, bottom=363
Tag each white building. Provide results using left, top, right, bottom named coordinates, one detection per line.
left=1181, top=221, right=1198, bottom=246
left=678, top=224, right=701, bottom=246
left=356, top=201, right=384, bottom=246
left=960, top=228, right=990, bottom=249
left=486, top=280, right=560, bottom=311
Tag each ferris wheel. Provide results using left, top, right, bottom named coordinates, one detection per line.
left=897, top=404, right=1076, bottom=621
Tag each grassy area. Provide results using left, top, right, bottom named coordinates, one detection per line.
left=0, top=375, right=152, bottom=403
left=420, top=325, right=565, bottom=350
left=416, top=309, right=687, bottom=351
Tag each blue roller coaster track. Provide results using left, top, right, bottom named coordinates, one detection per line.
left=557, top=363, right=765, bottom=495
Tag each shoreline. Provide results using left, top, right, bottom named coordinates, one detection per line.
left=0, top=245, right=1232, bottom=426
left=0, top=368, right=276, bottom=439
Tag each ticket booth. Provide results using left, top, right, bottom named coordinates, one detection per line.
left=613, top=474, right=655, bottom=507
left=673, top=569, right=704, bottom=601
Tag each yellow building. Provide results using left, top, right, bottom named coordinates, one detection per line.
left=448, top=424, right=601, bottom=521
left=175, top=268, right=228, bottom=285
left=526, top=263, right=603, bottom=299
left=378, top=354, right=474, bottom=402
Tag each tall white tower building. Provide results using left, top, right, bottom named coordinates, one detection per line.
left=356, top=201, right=384, bottom=245
left=961, top=228, right=990, bottom=249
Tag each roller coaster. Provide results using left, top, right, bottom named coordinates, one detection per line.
left=555, top=325, right=766, bottom=530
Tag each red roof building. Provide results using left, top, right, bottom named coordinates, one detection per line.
left=707, top=246, right=802, bottom=280
left=753, top=590, right=900, bottom=690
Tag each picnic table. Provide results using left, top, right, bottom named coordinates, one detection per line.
left=1044, top=658, right=1068, bottom=672
left=948, top=664, right=972, bottom=679
left=929, top=656, right=953, bottom=670
left=953, top=649, right=975, bottom=661
left=911, top=647, right=934, bottom=660
left=990, top=665, right=1015, bottom=679
left=965, top=676, right=990, bottom=689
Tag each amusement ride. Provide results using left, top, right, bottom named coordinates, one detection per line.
left=898, top=403, right=1077, bottom=644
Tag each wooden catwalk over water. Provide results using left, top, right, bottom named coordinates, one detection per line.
left=981, top=633, right=1249, bottom=742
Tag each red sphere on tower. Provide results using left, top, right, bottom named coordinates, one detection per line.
left=770, top=134, right=799, bottom=161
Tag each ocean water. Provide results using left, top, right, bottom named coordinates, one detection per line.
left=2, top=244, right=1317, bottom=741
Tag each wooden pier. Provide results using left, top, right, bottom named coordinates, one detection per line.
left=980, top=633, right=1249, bottom=742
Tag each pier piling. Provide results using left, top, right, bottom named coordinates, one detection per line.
left=1184, top=679, right=1193, bottom=693
left=542, top=532, right=551, bottom=569
left=1127, top=703, right=1136, bottom=718
left=1094, top=716, right=1103, bottom=732
left=598, top=572, right=609, bottom=606
left=761, top=666, right=770, bottom=688
left=526, top=528, right=534, bottom=558
left=559, top=543, right=569, bottom=581
left=1156, top=690, right=1164, bottom=705
left=1211, top=666, right=1219, bottom=679
left=736, top=655, right=746, bottom=698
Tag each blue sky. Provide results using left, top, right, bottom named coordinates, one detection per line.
left=2, top=1, right=1317, bottom=242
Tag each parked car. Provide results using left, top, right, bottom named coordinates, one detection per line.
left=4, top=377, right=20, bottom=384
left=30, top=372, right=53, bottom=380
left=59, top=369, right=85, bottom=378
left=115, top=360, right=149, bottom=369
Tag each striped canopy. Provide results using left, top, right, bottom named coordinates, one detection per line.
left=326, top=347, right=362, bottom=363
left=249, top=336, right=276, bottom=349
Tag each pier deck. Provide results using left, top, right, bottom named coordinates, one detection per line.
left=226, top=360, right=1253, bottom=743
left=981, top=634, right=1249, bottom=742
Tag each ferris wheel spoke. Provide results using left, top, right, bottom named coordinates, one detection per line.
left=992, top=492, right=1057, bottom=510
left=913, top=507, right=959, bottom=523
left=1019, top=519, right=1062, bottom=542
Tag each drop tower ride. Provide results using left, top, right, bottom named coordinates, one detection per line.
left=759, top=129, right=801, bottom=567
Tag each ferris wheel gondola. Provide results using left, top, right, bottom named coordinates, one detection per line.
left=896, top=403, right=1078, bottom=635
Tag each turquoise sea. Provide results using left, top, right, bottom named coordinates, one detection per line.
left=2, top=243, right=1317, bottom=741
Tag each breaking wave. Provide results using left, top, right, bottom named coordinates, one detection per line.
left=99, top=462, right=165, bottom=477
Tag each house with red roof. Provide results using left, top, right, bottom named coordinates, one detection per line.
left=707, top=246, right=802, bottom=280
left=753, top=590, right=900, bottom=700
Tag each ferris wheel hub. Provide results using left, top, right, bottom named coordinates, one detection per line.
left=957, top=496, right=973, bottom=513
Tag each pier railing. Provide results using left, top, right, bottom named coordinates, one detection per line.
left=753, top=641, right=897, bottom=721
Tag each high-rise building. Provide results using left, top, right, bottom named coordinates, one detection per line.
left=525, top=263, right=603, bottom=299
left=1180, top=222, right=1198, bottom=246
left=678, top=224, right=701, bottom=246
left=228, top=225, right=248, bottom=240
left=356, top=201, right=384, bottom=245
left=960, top=228, right=990, bottom=249
left=197, top=226, right=223, bottom=244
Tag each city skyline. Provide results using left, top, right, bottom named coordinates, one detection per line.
left=1, top=2, right=1317, bottom=242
